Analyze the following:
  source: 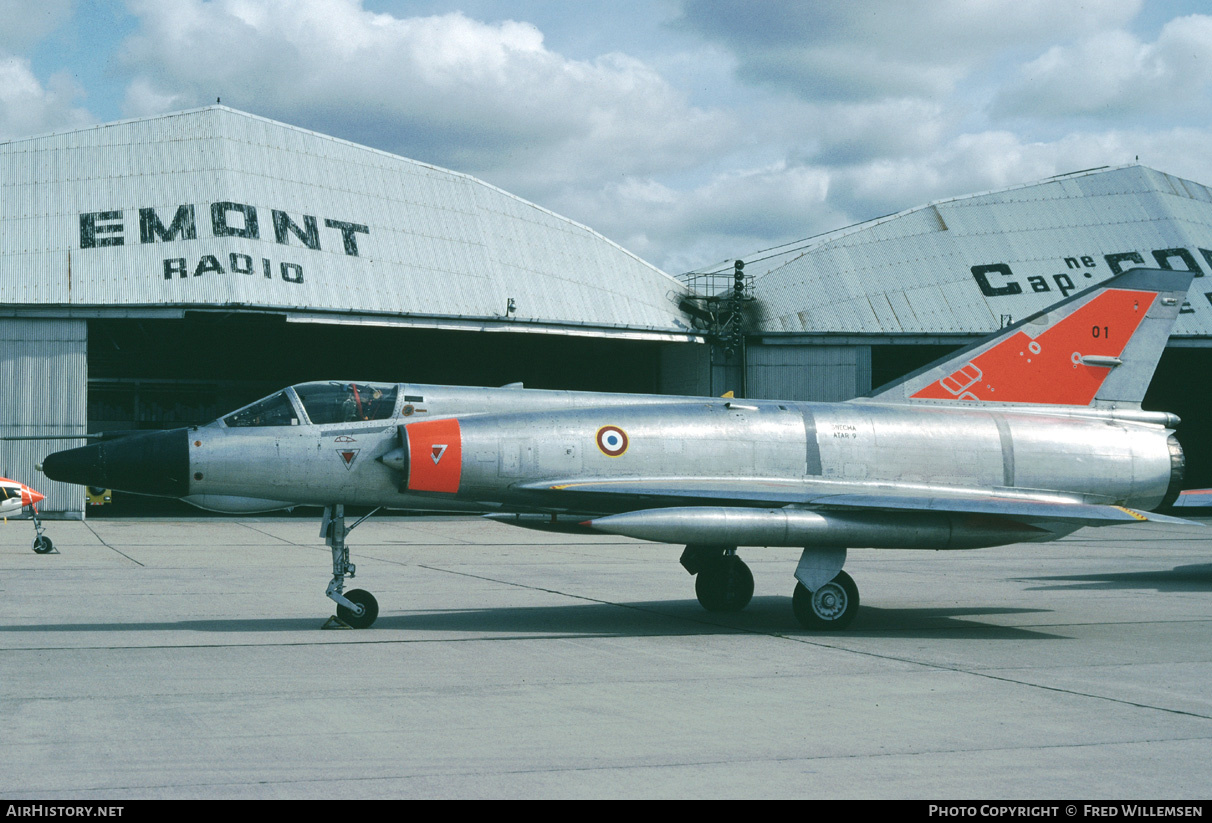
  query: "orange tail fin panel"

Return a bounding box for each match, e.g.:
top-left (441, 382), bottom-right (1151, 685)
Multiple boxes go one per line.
top-left (869, 268), bottom-right (1193, 408)
top-left (911, 289), bottom-right (1154, 405)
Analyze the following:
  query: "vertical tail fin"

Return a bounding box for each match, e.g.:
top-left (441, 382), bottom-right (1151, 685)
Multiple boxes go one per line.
top-left (870, 268), bottom-right (1193, 407)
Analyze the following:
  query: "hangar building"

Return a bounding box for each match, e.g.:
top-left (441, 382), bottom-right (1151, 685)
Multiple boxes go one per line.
top-left (0, 106), bottom-right (699, 516)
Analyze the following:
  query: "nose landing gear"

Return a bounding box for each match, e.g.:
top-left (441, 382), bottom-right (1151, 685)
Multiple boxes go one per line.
top-left (29, 505), bottom-right (54, 554)
top-left (321, 504), bottom-right (380, 629)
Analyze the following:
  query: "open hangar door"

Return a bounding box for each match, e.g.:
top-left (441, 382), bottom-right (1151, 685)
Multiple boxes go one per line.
top-left (1141, 347), bottom-right (1212, 490)
top-left (85, 314), bottom-right (663, 516)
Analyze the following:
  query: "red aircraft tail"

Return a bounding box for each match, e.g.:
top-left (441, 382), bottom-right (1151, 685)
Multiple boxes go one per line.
top-left (870, 268), bottom-right (1193, 407)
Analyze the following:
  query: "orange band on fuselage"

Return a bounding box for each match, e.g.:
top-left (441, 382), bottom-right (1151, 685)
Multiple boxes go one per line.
top-left (406, 418), bottom-right (462, 493)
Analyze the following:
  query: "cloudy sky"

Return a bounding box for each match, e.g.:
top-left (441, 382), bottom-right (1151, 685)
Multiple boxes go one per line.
top-left (4, 0), bottom-right (1212, 275)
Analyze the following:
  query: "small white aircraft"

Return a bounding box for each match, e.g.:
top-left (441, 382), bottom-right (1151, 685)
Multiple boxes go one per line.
top-left (0, 477), bottom-right (53, 553)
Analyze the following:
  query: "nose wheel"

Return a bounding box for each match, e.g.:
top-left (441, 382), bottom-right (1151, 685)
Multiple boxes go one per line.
top-left (336, 588), bottom-right (379, 629)
top-left (322, 504), bottom-right (381, 628)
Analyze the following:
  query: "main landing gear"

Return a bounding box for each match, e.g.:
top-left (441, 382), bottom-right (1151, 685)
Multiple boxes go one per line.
top-left (792, 570), bottom-right (859, 630)
top-left (681, 544), bottom-right (860, 630)
top-left (791, 547), bottom-right (858, 630)
top-left (682, 545), bottom-right (754, 612)
top-left (321, 504), bottom-right (381, 629)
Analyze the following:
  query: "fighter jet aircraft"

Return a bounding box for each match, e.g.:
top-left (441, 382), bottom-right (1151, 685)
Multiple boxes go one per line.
top-left (0, 477), bottom-right (53, 553)
top-left (41, 267), bottom-right (1197, 629)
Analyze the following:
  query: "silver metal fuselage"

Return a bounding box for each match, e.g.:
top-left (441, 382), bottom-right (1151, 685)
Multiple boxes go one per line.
top-left (183, 382), bottom-right (1178, 548)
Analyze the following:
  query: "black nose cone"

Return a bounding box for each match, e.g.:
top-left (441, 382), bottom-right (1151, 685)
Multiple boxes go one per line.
top-left (42, 428), bottom-right (190, 497)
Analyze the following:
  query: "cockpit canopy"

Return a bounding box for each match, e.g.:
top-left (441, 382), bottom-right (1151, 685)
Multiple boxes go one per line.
top-left (223, 382), bottom-right (400, 427)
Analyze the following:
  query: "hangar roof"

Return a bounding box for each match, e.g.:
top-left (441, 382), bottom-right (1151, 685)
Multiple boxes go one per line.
top-left (751, 165), bottom-right (1212, 339)
top-left (0, 106), bottom-right (696, 341)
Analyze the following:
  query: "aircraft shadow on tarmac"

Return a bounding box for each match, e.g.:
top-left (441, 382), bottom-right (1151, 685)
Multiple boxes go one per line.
top-left (1017, 563), bottom-right (1212, 592)
top-left (1, 596), bottom-right (1060, 639)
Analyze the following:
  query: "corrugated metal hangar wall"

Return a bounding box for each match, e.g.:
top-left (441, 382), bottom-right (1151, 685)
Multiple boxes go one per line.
top-left (0, 319), bottom-right (86, 513)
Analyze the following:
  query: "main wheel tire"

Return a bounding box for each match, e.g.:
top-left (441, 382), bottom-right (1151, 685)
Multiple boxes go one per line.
top-left (695, 555), bottom-right (755, 613)
top-left (32, 535), bottom-right (54, 554)
top-left (337, 588), bottom-right (379, 629)
top-left (792, 570), bottom-right (859, 630)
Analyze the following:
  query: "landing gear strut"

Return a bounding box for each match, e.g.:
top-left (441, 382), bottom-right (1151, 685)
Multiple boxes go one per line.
top-left (682, 545), bottom-right (754, 613)
top-left (29, 505), bottom-right (54, 554)
top-left (322, 504), bottom-right (380, 628)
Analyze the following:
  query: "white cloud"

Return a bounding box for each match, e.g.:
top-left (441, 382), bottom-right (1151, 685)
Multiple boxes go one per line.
top-left (550, 162), bottom-right (842, 274)
top-left (122, 76), bottom-right (190, 117)
top-left (675, 0), bottom-right (1143, 102)
top-left (0, 0), bottom-right (73, 52)
top-left (792, 98), bottom-right (959, 164)
top-left (0, 52), bottom-right (92, 140)
top-left (118, 0), bottom-right (733, 199)
top-left (994, 15), bottom-right (1212, 122)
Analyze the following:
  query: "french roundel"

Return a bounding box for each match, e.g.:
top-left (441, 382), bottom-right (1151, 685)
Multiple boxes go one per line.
top-left (596, 425), bottom-right (629, 457)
